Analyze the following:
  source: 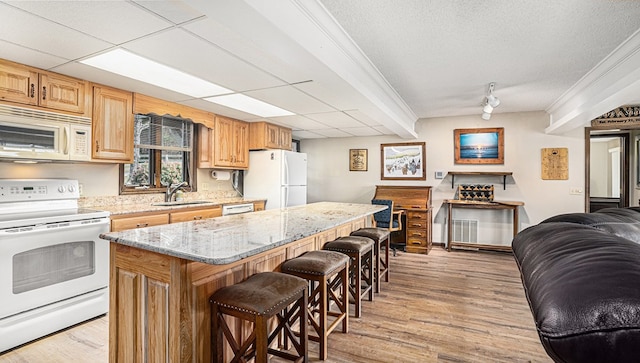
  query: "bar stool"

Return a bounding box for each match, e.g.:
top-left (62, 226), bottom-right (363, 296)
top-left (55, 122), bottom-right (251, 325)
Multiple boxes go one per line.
top-left (322, 236), bottom-right (374, 318)
top-left (209, 272), bottom-right (308, 363)
top-left (281, 250), bottom-right (349, 360)
top-left (350, 227), bottom-right (391, 293)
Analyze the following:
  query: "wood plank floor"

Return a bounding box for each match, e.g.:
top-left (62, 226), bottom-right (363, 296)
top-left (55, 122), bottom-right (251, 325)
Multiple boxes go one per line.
top-left (0, 247), bottom-right (551, 363)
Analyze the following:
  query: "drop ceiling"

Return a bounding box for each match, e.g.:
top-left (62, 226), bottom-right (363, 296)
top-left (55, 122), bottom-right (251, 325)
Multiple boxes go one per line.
top-left (1, 0), bottom-right (639, 139)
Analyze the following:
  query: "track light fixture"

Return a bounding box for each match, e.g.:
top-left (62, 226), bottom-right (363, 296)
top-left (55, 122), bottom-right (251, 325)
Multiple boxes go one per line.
top-left (481, 82), bottom-right (500, 120)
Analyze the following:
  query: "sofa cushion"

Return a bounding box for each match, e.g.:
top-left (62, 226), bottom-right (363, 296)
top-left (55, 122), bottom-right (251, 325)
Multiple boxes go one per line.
top-left (540, 207), bottom-right (640, 243)
top-left (513, 220), bottom-right (640, 363)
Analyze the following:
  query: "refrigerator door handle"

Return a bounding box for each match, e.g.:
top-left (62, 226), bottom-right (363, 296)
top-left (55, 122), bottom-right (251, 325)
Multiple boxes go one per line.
top-left (283, 154), bottom-right (289, 186)
top-left (283, 185), bottom-right (289, 207)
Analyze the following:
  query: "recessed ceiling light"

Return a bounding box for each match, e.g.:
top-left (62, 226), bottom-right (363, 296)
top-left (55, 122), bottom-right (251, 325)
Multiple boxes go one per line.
top-left (80, 49), bottom-right (231, 98)
top-left (204, 94), bottom-right (294, 117)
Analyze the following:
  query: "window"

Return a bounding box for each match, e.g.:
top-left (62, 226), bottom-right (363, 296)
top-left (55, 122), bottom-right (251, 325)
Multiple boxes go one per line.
top-left (121, 114), bottom-right (194, 193)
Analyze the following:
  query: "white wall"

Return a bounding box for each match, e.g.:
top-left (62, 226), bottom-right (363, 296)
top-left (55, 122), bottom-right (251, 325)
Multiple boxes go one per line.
top-left (302, 111), bottom-right (585, 244)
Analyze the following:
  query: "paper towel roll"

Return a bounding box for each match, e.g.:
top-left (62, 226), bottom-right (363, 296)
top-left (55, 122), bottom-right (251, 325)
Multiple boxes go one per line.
top-left (211, 170), bottom-right (231, 180)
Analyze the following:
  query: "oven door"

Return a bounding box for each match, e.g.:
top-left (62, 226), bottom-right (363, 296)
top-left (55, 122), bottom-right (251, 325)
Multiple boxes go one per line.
top-left (0, 217), bottom-right (110, 319)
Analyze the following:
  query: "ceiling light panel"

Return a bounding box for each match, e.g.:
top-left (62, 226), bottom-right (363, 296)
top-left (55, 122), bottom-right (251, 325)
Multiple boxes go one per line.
top-left (124, 28), bottom-right (286, 92)
top-left (81, 49), bottom-right (231, 98)
top-left (204, 94), bottom-right (294, 117)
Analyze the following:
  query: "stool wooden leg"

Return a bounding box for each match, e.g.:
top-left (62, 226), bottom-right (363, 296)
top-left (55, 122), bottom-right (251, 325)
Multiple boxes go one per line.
top-left (255, 315), bottom-right (268, 363)
top-left (319, 275), bottom-right (328, 361)
top-left (365, 249), bottom-right (374, 302)
top-left (374, 239), bottom-right (381, 293)
top-left (352, 253), bottom-right (362, 318)
top-left (383, 236), bottom-right (390, 282)
top-left (211, 304), bottom-right (223, 363)
top-left (341, 261), bottom-right (349, 333)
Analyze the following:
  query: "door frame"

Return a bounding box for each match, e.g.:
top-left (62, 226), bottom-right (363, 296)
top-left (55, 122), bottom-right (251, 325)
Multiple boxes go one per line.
top-left (585, 127), bottom-right (631, 212)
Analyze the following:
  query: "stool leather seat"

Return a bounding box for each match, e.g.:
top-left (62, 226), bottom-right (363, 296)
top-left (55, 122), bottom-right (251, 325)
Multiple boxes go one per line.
top-left (211, 272), bottom-right (308, 315)
top-left (350, 227), bottom-right (390, 241)
top-left (322, 236), bottom-right (373, 253)
top-left (281, 250), bottom-right (349, 276)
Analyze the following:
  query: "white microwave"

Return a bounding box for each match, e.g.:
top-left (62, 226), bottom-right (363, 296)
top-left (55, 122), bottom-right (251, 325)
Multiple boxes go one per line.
top-left (0, 105), bottom-right (91, 162)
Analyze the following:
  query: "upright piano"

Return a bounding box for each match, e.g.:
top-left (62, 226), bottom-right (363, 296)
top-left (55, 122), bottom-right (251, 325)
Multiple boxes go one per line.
top-left (373, 185), bottom-right (433, 254)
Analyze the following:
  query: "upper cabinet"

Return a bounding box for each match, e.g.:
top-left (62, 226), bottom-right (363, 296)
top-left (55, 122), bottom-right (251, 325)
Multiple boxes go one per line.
top-left (198, 116), bottom-right (249, 169)
top-left (92, 85), bottom-right (134, 162)
top-left (0, 59), bottom-right (89, 115)
top-left (214, 116), bottom-right (249, 169)
top-left (249, 121), bottom-right (292, 150)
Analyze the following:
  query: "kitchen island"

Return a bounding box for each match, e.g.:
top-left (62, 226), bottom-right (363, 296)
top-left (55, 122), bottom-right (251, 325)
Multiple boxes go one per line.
top-left (100, 202), bottom-right (383, 363)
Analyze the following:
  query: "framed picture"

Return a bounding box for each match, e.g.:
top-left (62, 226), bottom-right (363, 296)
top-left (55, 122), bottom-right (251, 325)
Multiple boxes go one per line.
top-left (380, 142), bottom-right (426, 180)
top-left (349, 149), bottom-right (368, 171)
top-left (454, 127), bottom-right (504, 164)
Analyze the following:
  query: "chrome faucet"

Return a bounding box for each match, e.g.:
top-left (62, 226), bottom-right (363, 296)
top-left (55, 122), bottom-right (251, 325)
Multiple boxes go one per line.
top-left (165, 181), bottom-right (188, 202)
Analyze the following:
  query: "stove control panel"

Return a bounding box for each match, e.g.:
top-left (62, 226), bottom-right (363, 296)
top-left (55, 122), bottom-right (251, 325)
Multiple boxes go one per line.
top-left (0, 179), bottom-right (80, 202)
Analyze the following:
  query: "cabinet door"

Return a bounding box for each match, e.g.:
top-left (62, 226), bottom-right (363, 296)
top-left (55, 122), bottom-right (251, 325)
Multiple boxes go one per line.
top-left (0, 60), bottom-right (38, 106)
top-left (279, 127), bottom-right (292, 150)
top-left (170, 207), bottom-right (222, 223)
top-left (232, 120), bottom-right (249, 168)
top-left (213, 116), bottom-right (234, 167)
top-left (92, 85), bottom-right (134, 162)
top-left (39, 73), bottom-right (86, 114)
top-left (265, 123), bottom-right (280, 149)
top-left (197, 124), bottom-right (214, 168)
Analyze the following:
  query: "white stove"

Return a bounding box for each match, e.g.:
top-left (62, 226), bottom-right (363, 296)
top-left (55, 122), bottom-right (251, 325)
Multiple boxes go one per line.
top-left (0, 179), bottom-right (110, 353)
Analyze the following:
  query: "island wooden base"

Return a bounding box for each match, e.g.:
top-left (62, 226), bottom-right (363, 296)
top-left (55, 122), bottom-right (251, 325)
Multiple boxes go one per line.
top-left (109, 218), bottom-right (366, 363)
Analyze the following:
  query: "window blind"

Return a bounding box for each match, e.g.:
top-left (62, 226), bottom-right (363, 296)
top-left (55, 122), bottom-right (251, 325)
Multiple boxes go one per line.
top-left (134, 114), bottom-right (193, 152)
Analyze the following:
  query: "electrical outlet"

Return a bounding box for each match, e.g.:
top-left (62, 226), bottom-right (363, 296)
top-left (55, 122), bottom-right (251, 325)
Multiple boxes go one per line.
top-left (201, 183), bottom-right (209, 191)
top-left (570, 187), bottom-right (583, 195)
top-left (79, 183), bottom-right (84, 196)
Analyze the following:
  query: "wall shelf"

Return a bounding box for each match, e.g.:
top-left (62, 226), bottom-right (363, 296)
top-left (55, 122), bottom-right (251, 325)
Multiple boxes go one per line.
top-left (448, 171), bottom-right (513, 189)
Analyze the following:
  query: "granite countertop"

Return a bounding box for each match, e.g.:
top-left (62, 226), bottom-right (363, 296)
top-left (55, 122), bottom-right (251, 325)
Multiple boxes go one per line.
top-left (92, 197), bottom-right (266, 215)
top-left (100, 202), bottom-right (385, 265)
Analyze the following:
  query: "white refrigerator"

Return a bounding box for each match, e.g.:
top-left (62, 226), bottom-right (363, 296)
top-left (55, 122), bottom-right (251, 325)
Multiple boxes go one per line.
top-left (243, 150), bottom-right (307, 210)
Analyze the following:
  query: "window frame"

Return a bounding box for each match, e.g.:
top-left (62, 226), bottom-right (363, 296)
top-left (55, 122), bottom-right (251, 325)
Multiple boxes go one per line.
top-left (119, 114), bottom-right (197, 195)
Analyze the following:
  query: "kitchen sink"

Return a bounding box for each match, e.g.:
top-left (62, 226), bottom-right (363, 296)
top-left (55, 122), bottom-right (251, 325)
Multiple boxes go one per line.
top-left (151, 200), bottom-right (211, 207)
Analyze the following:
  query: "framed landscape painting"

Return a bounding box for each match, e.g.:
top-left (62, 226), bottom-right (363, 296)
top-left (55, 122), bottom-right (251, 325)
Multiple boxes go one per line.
top-left (380, 142), bottom-right (426, 180)
top-left (454, 127), bottom-right (504, 164)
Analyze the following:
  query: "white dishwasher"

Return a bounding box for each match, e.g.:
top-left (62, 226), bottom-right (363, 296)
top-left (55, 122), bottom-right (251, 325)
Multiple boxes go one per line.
top-left (222, 203), bottom-right (255, 216)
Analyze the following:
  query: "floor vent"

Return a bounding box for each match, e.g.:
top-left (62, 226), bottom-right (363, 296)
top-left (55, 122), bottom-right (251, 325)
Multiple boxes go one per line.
top-left (452, 219), bottom-right (478, 243)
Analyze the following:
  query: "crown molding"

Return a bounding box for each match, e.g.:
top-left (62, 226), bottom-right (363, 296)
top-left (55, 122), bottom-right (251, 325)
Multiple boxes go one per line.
top-left (545, 28), bottom-right (640, 134)
top-left (244, 0), bottom-right (418, 138)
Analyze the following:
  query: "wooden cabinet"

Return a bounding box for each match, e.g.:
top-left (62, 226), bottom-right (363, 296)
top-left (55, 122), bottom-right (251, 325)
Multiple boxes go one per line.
top-left (198, 117), bottom-right (249, 169)
top-left (249, 121), bottom-right (292, 150)
top-left (373, 185), bottom-right (433, 254)
top-left (91, 85), bottom-right (134, 162)
top-left (111, 205), bottom-right (224, 232)
top-left (253, 200), bottom-right (266, 211)
top-left (197, 124), bottom-right (215, 168)
top-left (111, 213), bottom-right (169, 232)
top-left (169, 206), bottom-right (222, 223)
top-left (0, 58), bottom-right (88, 114)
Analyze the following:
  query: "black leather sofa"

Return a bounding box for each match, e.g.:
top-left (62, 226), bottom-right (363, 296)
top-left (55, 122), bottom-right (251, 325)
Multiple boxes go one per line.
top-left (511, 207), bottom-right (640, 363)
